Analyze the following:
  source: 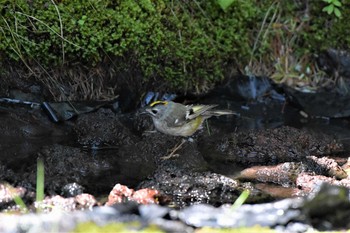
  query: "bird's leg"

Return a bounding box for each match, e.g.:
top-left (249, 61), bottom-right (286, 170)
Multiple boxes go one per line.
top-left (161, 138), bottom-right (186, 160)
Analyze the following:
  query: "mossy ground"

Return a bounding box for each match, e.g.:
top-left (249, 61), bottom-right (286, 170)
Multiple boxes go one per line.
top-left (0, 0), bottom-right (349, 100)
top-left (72, 222), bottom-right (165, 233)
top-left (72, 222), bottom-right (276, 233)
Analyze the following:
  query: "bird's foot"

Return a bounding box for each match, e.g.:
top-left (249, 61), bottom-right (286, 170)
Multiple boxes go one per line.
top-left (161, 139), bottom-right (186, 160)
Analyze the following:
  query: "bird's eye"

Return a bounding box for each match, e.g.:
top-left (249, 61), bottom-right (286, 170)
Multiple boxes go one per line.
top-left (151, 109), bottom-right (158, 114)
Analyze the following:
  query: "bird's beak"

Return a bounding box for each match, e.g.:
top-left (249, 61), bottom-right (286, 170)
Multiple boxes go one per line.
top-left (139, 107), bottom-right (151, 115)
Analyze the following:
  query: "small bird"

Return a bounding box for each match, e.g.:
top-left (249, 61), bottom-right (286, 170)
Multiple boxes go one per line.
top-left (142, 100), bottom-right (237, 137)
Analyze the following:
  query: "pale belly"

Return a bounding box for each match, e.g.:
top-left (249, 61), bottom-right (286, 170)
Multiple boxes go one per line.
top-left (153, 119), bottom-right (204, 137)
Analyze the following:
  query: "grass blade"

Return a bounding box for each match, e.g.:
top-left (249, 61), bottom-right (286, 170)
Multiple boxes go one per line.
top-left (231, 190), bottom-right (250, 210)
top-left (36, 159), bottom-right (45, 202)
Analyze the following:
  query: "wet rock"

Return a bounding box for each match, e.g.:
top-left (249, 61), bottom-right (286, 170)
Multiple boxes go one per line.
top-left (106, 184), bottom-right (159, 206)
top-left (139, 204), bottom-right (194, 233)
top-left (296, 173), bottom-right (350, 193)
top-left (138, 204), bottom-right (169, 220)
top-left (25, 144), bottom-right (112, 195)
top-left (1, 136), bottom-right (157, 199)
top-left (139, 167), bottom-right (236, 207)
top-left (254, 183), bottom-right (302, 199)
top-left (0, 105), bottom-right (76, 199)
top-left (177, 183), bottom-right (350, 230)
top-left (106, 184), bottom-right (133, 204)
top-left (0, 107), bottom-right (70, 164)
top-left (239, 162), bottom-right (308, 186)
top-left (74, 108), bottom-right (138, 146)
top-left (138, 164), bottom-right (272, 207)
top-left (0, 204), bottom-right (191, 233)
top-left (0, 183), bottom-right (349, 232)
top-left (35, 195), bottom-right (76, 212)
top-left (303, 183), bottom-right (350, 230)
top-left (239, 157), bottom-right (348, 188)
top-left (0, 206), bottom-right (130, 232)
top-left (42, 100), bottom-right (118, 122)
top-left (34, 194), bottom-right (97, 213)
top-left (304, 156), bottom-right (348, 180)
top-left (284, 84), bottom-right (350, 118)
top-left (318, 48), bottom-right (350, 81)
top-left (131, 188), bottom-right (159, 205)
top-left (178, 199), bottom-right (304, 228)
top-left (61, 183), bottom-right (85, 197)
top-left (75, 194), bottom-right (98, 210)
top-left (199, 126), bottom-right (343, 166)
top-left (21, 138), bottom-right (158, 196)
top-left (276, 222), bottom-right (313, 233)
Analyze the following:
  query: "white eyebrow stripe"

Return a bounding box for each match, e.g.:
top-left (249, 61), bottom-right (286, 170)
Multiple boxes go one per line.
top-left (185, 109), bottom-right (191, 119)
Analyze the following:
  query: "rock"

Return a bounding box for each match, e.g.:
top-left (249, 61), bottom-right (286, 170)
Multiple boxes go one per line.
top-left (138, 164), bottom-right (272, 207)
top-left (61, 183), bottom-right (85, 197)
top-left (34, 194), bottom-right (97, 213)
top-left (106, 184), bottom-right (159, 206)
top-left (303, 183), bottom-right (350, 230)
top-left (304, 156), bottom-right (348, 180)
top-left (239, 162), bottom-right (308, 186)
top-left (178, 199), bottom-right (303, 228)
top-left (199, 126), bottom-right (343, 166)
top-left (73, 108), bottom-right (138, 147)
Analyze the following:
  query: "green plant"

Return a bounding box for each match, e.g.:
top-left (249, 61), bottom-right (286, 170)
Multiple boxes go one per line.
top-left (10, 159), bottom-right (45, 213)
top-left (322, 0), bottom-right (342, 18)
top-left (11, 187), bottom-right (28, 213)
top-left (231, 190), bottom-right (250, 210)
top-left (1, 0), bottom-right (350, 97)
top-left (217, 0), bottom-right (235, 11)
top-left (155, 0), bottom-right (258, 91)
top-left (36, 159), bottom-right (45, 203)
top-left (0, 0), bottom-right (262, 95)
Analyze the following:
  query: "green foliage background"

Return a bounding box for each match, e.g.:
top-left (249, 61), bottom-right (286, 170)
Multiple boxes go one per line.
top-left (0, 0), bottom-right (349, 99)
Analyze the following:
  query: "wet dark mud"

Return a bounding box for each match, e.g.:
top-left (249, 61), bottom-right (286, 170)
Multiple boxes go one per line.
top-left (1, 96), bottom-right (350, 207)
top-left (1, 74), bottom-right (350, 231)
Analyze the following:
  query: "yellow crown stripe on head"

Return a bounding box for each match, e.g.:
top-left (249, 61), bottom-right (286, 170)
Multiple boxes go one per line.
top-left (150, 100), bottom-right (168, 107)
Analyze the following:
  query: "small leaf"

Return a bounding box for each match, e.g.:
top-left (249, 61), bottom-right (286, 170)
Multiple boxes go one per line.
top-left (333, 0), bottom-right (342, 7)
top-left (78, 15), bottom-right (87, 26)
top-left (322, 4), bottom-right (334, 14)
top-left (334, 7), bottom-right (342, 17)
top-left (78, 19), bottom-right (85, 26)
top-left (328, 4), bottom-right (334, 14)
top-left (217, 0), bottom-right (235, 11)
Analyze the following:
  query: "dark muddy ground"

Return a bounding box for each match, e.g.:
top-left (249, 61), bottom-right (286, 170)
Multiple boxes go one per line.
top-left (1, 76), bottom-right (350, 232)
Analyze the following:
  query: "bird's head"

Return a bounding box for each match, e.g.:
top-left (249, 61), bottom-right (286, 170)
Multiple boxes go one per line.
top-left (142, 101), bottom-right (169, 120)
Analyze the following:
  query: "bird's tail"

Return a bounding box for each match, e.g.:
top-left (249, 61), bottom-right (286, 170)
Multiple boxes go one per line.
top-left (204, 109), bottom-right (240, 117)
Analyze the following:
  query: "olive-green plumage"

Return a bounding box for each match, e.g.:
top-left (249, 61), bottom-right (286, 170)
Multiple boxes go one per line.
top-left (142, 101), bottom-right (236, 137)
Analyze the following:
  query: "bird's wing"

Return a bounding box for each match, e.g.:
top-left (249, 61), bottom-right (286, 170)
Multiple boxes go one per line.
top-left (185, 104), bottom-right (218, 120)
